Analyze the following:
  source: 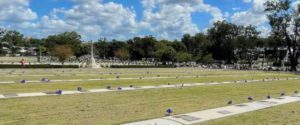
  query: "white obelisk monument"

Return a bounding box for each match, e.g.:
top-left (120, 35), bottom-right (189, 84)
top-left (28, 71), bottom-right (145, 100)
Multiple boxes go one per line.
top-left (86, 41), bottom-right (100, 68)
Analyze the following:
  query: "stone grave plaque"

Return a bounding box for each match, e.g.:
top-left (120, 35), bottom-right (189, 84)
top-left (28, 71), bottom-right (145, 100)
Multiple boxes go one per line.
top-left (258, 101), bottom-right (278, 105)
top-left (217, 110), bottom-right (232, 115)
top-left (3, 94), bottom-right (18, 98)
top-left (276, 97), bottom-right (285, 100)
top-left (79, 90), bottom-right (89, 93)
top-left (173, 115), bottom-right (201, 122)
top-left (291, 95), bottom-right (300, 98)
top-left (235, 104), bottom-right (248, 107)
top-left (44, 92), bottom-right (56, 95)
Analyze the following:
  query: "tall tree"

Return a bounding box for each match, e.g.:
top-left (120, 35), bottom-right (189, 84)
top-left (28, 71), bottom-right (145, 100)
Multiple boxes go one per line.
top-left (207, 21), bottom-right (239, 64)
top-left (0, 28), bottom-right (5, 39)
top-left (234, 25), bottom-right (260, 68)
top-left (154, 46), bottom-right (176, 64)
top-left (171, 40), bottom-right (187, 52)
top-left (128, 36), bottom-right (157, 60)
top-left (108, 40), bottom-right (127, 58)
top-left (94, 39), bottom-right (110, 59)
top-left (2, 30), bottom-right (24, 46)
top-left (45, 31), bottom-right (82, 57)
top-left (51, 45), bottom-right (74, 65)
top-left (175, 52), bottom-right (192, 63)
top-left (265, 0), bottom-right (300, 71)
top-left (114, 48), bottom-right (130, 60)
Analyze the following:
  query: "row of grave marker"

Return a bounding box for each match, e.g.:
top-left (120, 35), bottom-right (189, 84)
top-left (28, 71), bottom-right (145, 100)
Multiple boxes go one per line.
top-left (0, 74), bottom-right (291, 84)
top-left (0, 77), bottom-right (298, 100)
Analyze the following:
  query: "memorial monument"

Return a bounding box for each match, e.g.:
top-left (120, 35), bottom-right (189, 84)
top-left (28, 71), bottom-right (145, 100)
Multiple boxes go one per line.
top-left (86, 41), bottom-right (101, 68)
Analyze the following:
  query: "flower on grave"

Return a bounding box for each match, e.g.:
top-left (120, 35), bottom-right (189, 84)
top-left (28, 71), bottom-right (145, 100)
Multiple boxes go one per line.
top-left (56, 90), bottom-right (62, 95)
top-left (118, 87), bottom-right (122, 90)
top-left (129, 85), bottom-right (133, 88)
top-left (166, 108), bottom-right (173, 115)
top-left (77, 87), bottom-right (82, 91)
top-left (106, 85), bottom-right (111, 89)
top-left (248, 96), bottom-right (253, 101)
top-left (20, 80), bottom-right (26, 83)
top-left (295, 91), bottom-right (298, 94)
top-left (41, 78), bottom-right (46, 81)
top-left (227, 100), bottom-right (233, 105)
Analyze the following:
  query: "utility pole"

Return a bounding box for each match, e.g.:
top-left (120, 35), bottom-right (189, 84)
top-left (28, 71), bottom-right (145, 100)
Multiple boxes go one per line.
top-left (39, 45), bottom-right (42, 63)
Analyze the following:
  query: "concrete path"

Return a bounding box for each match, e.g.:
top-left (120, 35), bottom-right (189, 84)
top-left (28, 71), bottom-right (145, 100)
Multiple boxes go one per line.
top-left (0, 77), bottom-right (298, 100)
top-left (123, 94), bottom-right (300, 125)
top-left (0, 76), bottom-right (192, 84)
top-left (0, 74), bottom-right (294, 84)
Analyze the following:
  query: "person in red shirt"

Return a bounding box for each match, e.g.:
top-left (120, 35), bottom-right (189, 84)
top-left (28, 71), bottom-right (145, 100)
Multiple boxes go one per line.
top-left (20, 58), bottom-right (25, 67)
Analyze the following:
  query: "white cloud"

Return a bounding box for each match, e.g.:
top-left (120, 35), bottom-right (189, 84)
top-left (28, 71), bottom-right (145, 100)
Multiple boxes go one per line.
top-left (231, 11), bottom-right (267, 26)
top-left (231, 0), bottom-right (268, 26)
top-left (22, 0), bottom-right (140, 40)
top-left (141, 0), bottom-right (224, 39)
top-left (0, 0), bottom-right (37, 23)
top-left (231, 0), bottom-right (270, 37)
top-left (0, 0), bottom-right (225, 40)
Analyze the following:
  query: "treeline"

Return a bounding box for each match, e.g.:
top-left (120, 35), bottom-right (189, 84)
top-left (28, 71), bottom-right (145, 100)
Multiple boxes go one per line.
top-left (0, 21), bottom-right (266, 63)
top-left (0, 0), bottom-right (299, 71)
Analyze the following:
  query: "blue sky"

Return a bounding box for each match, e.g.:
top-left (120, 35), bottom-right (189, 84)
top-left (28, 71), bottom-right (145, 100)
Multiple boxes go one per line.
top-left (1, 0), bottom-right (297, 41)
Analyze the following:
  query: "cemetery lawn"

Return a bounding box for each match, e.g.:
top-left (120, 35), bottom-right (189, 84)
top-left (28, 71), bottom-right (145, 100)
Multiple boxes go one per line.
top-left (0, 68), bottom-right (297, 94)
top-left (0, 79), bottom-right (300, 125)
top-left (0, 74), bottom-right (297, 94)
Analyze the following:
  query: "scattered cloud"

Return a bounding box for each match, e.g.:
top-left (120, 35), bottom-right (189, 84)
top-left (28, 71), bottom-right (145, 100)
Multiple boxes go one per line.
top-left (231, 0), bottom-right (270, 37)
top-left (0, 0), bottom-right (37, 23)
top-left (2, 0), bottom-right (289, 40)
top-left (140, 0), bottom-right (224, 39)
top-left (231, 0), bottom-right (268, 26)
top-left (21, 0), bottom-right (139, 40)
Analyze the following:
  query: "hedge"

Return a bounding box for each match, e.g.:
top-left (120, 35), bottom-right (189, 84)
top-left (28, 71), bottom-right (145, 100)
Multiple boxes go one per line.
top-left (110, 65), bottom-right (176, 68)
top-left (0, 64), bottom-right (79, 68)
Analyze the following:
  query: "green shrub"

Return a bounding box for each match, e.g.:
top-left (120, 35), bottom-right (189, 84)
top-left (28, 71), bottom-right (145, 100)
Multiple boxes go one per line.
top-left (110, 65), bottom-right (176, 68)
top-left (0, 64), bottom-right (79, 68)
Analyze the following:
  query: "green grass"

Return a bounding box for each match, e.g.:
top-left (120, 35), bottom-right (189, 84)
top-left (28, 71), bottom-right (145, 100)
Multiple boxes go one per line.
top-left (0, 74), bottom-right (296, 94)
top-left (199, 102), bottom-right (300, 125)
top-left (0, 80), bottom-right (300, 125)
top-left (0, 68), bottom-right (299, 125)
